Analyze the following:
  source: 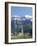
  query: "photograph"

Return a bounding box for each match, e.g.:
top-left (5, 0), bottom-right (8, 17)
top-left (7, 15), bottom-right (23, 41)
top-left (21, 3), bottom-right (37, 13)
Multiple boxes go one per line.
top-left (11, 6), bottom-right (32, 39)
top-left (5, 2), bottom-right (36, 44)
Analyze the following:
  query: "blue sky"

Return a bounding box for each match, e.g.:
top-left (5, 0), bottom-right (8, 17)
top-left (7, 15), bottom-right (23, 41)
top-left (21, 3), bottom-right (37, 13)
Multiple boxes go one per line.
top-left (11, 6), bottom-right (32, 16)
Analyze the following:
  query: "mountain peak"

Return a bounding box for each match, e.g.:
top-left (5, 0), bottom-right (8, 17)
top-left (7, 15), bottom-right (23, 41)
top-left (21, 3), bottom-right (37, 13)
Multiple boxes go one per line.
top-left (11, 15), bottom-right (32, 21)
top-left (25, 15), bottom-right (32, 19)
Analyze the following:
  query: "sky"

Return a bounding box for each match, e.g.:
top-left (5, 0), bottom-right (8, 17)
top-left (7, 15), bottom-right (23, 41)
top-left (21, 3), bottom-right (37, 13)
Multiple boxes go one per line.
top-left (11, 6), bottom-right (32, 17)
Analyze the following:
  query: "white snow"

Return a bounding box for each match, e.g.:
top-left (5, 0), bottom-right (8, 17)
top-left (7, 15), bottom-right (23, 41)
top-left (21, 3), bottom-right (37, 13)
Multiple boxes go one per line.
top-left (25, 15), bottom-right (32, 19)
top-left (11, 15), bottom-right (32, 21)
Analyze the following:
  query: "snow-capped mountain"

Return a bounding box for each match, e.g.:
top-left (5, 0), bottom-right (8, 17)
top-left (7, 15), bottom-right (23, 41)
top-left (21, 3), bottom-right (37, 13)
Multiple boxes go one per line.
top-left (11, 15), bottom-right (32, 21)
top-left (25, 15), bottom-right (32, 19)
top-left (11, 15), bottom-right (32, 33)
top-left (11, 15), bottom-right (32, 25)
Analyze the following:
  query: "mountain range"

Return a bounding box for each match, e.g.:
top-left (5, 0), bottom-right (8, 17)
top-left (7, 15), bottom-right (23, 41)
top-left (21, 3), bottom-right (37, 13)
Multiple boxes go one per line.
top-left (11, 15), bottom-right (32, 34)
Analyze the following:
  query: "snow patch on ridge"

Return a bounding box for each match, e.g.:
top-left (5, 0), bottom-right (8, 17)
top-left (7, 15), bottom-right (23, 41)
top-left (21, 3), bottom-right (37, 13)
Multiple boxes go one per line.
top-left (11, 15), bottom-right (32, 21)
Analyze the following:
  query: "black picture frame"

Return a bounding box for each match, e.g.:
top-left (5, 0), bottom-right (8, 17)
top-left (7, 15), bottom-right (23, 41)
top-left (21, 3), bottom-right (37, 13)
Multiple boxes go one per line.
top-left (5, 2), bottom-right (36, 44)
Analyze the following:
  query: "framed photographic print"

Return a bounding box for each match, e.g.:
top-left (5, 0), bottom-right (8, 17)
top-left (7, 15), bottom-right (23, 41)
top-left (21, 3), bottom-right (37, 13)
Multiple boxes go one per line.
top-left (5, 2), bottom-right (36, 44)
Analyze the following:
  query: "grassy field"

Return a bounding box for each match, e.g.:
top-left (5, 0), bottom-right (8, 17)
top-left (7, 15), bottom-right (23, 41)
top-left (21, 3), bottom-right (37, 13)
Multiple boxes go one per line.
top-left (11, 32), bottom-right (32, 39)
